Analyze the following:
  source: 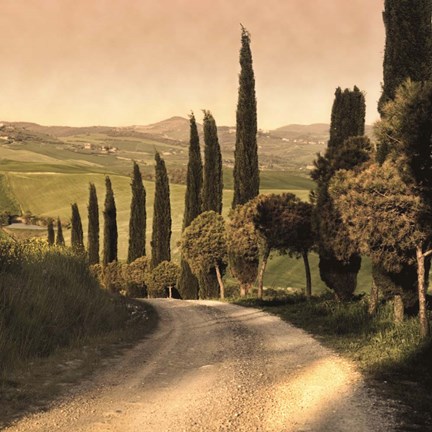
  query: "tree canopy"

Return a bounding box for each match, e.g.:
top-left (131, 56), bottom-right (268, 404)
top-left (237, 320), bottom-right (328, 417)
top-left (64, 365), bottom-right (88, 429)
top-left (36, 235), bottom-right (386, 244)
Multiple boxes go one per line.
top-left (379, 0), bottom-right (432, 113)
top-left (330, 161), bottom-right (432, 336)
top-left (88, 182), bottom-right (99, 265)
top-left (233, 25), bottom-right (259, 208)
top-left (151, 152), bottom-right (172, 269)
top-left (311, 86), bottom-right (368, 301)
top-left (181, 211), bottom-right (227, 298)
top-left (47, 218), bottom-right (55, 245)
top-left (103, 176), bottom-right (118, 265)
top-left (128, 161), bottom-right (146, 263)
top-left (178, 113), bottom-right (203, 300)
top-left (71, 203), bottom-right (84, 254)
top-left (226, 201), bottom-right (260, 297)
top-left (202, 110), bottom-right (223, 214)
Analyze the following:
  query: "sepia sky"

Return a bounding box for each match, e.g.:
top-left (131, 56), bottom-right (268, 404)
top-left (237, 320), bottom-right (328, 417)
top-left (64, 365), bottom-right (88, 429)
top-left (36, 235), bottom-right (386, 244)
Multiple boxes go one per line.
top-left (0, 0), bottom-right (385, 129)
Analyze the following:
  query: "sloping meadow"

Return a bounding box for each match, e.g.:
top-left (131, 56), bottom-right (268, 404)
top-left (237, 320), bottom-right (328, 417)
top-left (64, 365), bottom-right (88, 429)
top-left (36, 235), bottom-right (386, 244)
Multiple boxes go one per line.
top-left (0, 238), bottom-right (129, 375)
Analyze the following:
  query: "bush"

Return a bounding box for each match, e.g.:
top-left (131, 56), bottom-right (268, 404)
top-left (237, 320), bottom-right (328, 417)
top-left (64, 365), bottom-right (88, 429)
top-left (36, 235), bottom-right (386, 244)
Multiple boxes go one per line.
top-left (124, 256), bottom-right (150, 297)
top-left (224, 282), bottom-right (240, 298)
top-left (148, 261), bottom-right (180, 298)
top-left (102, 261), bottom-right (126, 294)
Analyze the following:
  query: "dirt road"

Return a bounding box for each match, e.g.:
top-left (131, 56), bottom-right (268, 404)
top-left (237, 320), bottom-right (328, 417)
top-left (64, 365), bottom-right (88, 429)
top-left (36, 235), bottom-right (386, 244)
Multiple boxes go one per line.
top-left (3, 300), bottom-right (396, 431)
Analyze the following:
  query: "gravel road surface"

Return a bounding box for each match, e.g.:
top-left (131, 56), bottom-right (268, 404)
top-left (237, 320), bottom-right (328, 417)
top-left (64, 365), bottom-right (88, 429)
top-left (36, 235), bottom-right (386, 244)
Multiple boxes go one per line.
top-left (3, 299), bottom-right (396, 432)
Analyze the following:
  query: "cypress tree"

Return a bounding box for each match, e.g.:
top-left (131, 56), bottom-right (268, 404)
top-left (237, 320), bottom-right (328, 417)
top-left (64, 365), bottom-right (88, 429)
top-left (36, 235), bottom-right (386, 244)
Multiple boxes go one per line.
top-left (128, 161), bottom-right (146, 263)
top-left (378, 0), bottom-right (432, 114)
top-left (88, 182), bottom-right (99, 265)
top-left (232, 25), bottom-right (259, 208)
top-left (311, 87), bottom-right (367, 301)
top-left (202, 110), bottom-right (223, 214)
top-left (178, 113), bottom-right (203, 299)
top-left (56, 217), bottom-right (65, 246)
top-left (151, 152), bottom-right (171, 269)
top-left (71, 203), bottom-right (84, 253)
top-left (103, 176), bottom-right (118, 265)
top-left (47, 218), bottom-right (55, 245)
top-left (376, 0), bottom-right (432, 314)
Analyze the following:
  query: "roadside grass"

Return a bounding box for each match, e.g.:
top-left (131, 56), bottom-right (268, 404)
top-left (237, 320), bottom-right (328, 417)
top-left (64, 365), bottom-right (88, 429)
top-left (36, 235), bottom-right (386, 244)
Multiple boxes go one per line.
top-left (0, 238), bottom-right (158, 427)
top-left (1, 299), bottom-right (157, 428)
top-left (0, 239), bottom-right (127, 372)
top-left (233, 293), bottom-right (432, 428)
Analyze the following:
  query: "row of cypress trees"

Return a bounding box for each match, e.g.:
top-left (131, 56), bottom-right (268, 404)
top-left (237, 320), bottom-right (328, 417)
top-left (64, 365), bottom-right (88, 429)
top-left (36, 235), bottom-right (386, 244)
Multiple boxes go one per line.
top-left (47, 217), bottom-right (64, 246)
top-left (49, 153), bottom-right (169, 269)
top-left (177, 26), bottom-right (259, 299)
top-left (66, 177), bottom-right (118, 265)
top-left (47, 25), bottom-right (260, 298)
top-left (177, 111), bottom-right (225, 298)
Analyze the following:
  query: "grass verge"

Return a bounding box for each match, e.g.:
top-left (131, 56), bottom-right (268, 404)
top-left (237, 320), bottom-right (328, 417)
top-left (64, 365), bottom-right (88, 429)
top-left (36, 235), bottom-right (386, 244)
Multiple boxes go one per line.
top-left (0, 238), bottom-right (158, 427)
top-left (233, 293), bottom-right (432, 429)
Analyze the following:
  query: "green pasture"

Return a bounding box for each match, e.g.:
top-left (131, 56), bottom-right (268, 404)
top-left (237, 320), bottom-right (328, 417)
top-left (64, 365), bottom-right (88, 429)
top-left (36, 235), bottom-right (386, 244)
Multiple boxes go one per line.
top-left (0, 174), bottom-right (20, 213)
top-left (261, 253), bottom-right (372, 295)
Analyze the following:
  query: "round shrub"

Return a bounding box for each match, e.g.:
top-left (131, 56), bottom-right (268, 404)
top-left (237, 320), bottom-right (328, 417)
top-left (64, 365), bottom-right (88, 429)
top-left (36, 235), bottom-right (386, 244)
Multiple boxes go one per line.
top-left (148, 261), bottom-right (180, 298)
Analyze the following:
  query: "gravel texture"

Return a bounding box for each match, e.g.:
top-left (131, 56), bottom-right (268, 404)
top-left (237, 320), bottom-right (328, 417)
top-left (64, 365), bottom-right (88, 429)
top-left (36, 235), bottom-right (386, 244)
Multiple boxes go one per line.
top-left (3, 299), bottom-right (397, 431)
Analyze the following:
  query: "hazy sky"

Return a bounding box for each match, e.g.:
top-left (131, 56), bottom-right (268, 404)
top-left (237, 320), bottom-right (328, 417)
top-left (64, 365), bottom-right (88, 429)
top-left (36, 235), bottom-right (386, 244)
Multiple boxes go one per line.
top-left (0, 0), bottom-right (385, 129)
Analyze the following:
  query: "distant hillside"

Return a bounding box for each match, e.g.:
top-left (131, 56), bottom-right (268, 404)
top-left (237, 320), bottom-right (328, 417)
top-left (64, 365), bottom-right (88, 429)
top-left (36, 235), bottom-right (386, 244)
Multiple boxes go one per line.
top-left (273, 123), bottom-right (329, 138)
top-left (133, 116), bottom-right (199, 142)
top-left (0, 117), bottom-right (374, 174)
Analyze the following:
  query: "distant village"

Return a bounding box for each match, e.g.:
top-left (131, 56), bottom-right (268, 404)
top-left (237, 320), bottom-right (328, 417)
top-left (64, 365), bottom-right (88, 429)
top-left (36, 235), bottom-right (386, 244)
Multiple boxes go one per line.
top-left (77, 142), bottom-right (118, 154)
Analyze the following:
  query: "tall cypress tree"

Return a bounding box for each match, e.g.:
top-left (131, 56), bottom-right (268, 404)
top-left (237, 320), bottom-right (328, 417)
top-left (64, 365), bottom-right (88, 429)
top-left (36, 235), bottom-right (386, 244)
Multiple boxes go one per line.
top-left (47, 218), bottom-right (55, 245)
top-left (56, 217), bottom-right (65, 246)
top-left (103, 176), bottom-right (118, 265)
top-left (311, 87), bottom-right (367, 301)
top-left (87, 182), bottom-right (99, 265)
top-left (71, 203), bottom-right (84, 253)
top-left (232, 25), bottom-right (259, 208)
top-left (378, 0), bottom-right (432, 114)
top-left (151, 152), bottom-right (171, 269)
top-left (178, 114), bottom-right (203, 299)
top-left (202, 110), bottom-right (223, 214)
top-left (128, 161), bottom-right (146, 263)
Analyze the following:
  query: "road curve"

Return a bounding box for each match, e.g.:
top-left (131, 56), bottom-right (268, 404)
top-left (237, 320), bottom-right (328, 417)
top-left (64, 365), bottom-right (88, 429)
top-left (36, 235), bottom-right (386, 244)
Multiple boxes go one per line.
top-left (4, 299), bottom-right (396, 432)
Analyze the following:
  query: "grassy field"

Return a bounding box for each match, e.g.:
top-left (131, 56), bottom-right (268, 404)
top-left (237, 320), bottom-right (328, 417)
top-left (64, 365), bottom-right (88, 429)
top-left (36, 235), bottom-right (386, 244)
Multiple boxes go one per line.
top-left (0, 174), bottom-right (20, 213)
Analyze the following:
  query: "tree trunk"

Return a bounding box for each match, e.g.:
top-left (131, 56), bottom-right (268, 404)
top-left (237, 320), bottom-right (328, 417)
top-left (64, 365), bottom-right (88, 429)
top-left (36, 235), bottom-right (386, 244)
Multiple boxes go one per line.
top-left (393, 295), bottom-right (404, 323)
top-left (215, 264), bottom-right (225, 300)
top-left (416, 246), bottom-right (430, 338)
top-left (302, 251), bottom-right (312, 299)
top-left (368, 279), bottom-right (379, 316)
top-left (257, 247), bottom-right (270, 300)
top-left (240, 282), bottom-right (251, 298)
